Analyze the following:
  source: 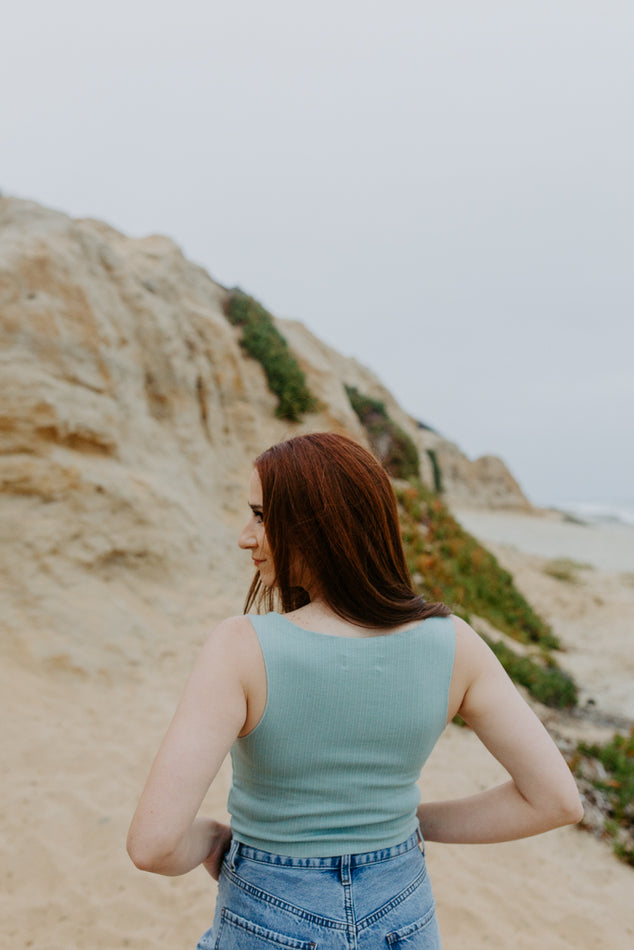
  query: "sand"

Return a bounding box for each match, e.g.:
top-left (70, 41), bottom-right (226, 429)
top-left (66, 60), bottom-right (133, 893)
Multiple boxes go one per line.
top-left (454, 507), bottom-right (634, 574)
top-left (2, 514), bottom-right (633, 949)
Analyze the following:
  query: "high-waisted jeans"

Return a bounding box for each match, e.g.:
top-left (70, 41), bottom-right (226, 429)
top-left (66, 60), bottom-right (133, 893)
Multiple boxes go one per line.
top-left (196, 832), bottom-right (442, 949)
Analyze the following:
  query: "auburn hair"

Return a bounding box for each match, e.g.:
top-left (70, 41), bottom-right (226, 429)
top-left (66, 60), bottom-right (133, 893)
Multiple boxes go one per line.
top-left (244, 432), bottom-right (450, 625)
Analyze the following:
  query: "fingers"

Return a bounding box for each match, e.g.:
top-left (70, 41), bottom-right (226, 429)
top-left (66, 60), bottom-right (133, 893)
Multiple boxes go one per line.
top-left (203, 823), bottom-right (233, 880)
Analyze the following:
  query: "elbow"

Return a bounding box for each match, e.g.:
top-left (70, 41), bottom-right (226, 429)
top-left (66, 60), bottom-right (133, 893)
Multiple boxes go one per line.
top-left (564, 796), bottom-right (584, 826)
top-left (551, 789), bottom-right (584, 829)
top-left (547, 764), bottom-right (585, 829)
top-left (522, 778), bottom-right (584, 833)
top-left (126, 829), bottom-right (177, 875)
top-left (127, 844), bottom-right (158, 874)
top-left (126, 833), bottom-right (156, 873)
top-left (561, 772), bottom-right (585, 826)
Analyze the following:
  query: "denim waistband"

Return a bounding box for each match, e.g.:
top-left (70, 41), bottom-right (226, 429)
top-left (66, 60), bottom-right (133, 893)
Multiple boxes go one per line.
top-left (227, 830), bottom-right (422, 870)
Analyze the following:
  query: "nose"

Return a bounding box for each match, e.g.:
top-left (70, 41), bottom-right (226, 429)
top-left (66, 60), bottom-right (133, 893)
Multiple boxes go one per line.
top-left (238, 521), bottom-right (256, 549)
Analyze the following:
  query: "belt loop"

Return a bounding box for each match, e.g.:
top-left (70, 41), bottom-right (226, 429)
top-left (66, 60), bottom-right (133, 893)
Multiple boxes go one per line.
top-left (416, 821), bottom-right (425, 854)
top-left (340, 852), bottom-right (351, 885)
top-left (227, 839), bottom-right (239, 871)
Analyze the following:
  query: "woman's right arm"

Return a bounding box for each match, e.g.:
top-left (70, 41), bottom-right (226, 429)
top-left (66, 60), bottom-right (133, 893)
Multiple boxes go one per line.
top-left (126, 616), bottom-right (253, 876)
top-left (417, 616), bottom-right (583, 844)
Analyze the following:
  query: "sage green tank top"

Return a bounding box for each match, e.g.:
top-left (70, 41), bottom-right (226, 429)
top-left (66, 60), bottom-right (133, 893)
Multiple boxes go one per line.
top-left (228, 611), bottom-right (456, 856)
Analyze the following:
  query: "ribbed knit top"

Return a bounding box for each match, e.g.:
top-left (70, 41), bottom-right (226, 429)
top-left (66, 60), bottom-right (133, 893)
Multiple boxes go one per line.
top-left (228, 611), bottom-right (456, 856)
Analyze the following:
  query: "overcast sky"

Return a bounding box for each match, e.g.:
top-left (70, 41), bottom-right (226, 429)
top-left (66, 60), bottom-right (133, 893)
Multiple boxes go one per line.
top-left (3, 1), bottom-right (633, 507)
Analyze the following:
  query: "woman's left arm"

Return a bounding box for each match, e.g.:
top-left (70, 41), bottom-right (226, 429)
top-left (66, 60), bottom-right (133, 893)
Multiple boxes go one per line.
top-left (417, 616), bottom-right (583, 844)
top-left (126, 616), bottom-right (250, 877)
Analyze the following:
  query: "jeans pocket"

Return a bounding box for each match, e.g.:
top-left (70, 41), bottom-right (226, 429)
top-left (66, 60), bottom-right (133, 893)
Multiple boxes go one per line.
top-left (385, 903), bottom-right (441, 948)
top-left (215, 908), bottom-right (317, 949)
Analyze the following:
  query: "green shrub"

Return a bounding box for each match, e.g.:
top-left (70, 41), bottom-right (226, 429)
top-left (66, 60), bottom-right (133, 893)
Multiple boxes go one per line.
top-left (574, 729), bottom-right (634, 867)
top-left (542, 558), bottom-right (591, 584)
top-left (345, 385), bottom-right (420, 480)
top-left (225, 291), bottom-right (318, 421)
top-left (426, 448), bottom-right (443, 494)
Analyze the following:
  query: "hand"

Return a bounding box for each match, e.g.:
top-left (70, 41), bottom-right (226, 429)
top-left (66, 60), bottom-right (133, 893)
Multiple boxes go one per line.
top-left (201, 821), bottom-right (233, 881)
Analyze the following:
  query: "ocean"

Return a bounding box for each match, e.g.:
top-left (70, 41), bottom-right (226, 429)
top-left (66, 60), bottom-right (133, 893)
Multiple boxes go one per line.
top-left (554, 501), bottom-right (634, 528)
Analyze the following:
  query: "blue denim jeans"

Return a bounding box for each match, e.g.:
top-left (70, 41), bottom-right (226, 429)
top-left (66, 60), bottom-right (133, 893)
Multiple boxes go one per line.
top-left (196, 832), bottom-right (442, 949)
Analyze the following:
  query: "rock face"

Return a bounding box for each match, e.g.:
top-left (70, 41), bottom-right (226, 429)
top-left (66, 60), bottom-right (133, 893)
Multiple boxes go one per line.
top-left (1, 198), bottom-right (279, 672)
top-left (419, 431), bottom-right (532, 510)
top-left (0, 197), bottom-right (529, 670)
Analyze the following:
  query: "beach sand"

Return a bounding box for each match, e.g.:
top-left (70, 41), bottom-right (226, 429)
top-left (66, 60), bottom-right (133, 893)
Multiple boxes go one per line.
top-left (454, 507), bottom-right (634, 574)
top-left (2, 514), bottom-right (633, 949)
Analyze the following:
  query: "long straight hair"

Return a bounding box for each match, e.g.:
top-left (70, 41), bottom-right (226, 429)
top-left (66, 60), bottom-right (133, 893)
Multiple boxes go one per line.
top-left (244, 432), bottom-right (450, 625)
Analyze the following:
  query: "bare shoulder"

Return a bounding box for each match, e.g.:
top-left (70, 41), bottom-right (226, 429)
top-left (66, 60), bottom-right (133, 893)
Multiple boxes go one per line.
top-left (205, 614), bottom-right (256, 644)
top-left (197, 615), bottom-right (260, 667)
top-left (446, 614), bottom-right (506, 722)
top-left (197, 616), bottom-right (266, 735)
top-left (451, 613), bottom-right (480, 640)
top-left (451, 614), bottom-right (492, 666)
top-left (450, 613), bottom-right (534, 724)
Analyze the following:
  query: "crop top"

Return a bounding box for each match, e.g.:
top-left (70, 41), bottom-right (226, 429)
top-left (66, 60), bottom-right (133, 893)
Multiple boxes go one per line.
top-left (228, 611), bottom-right (456, 856)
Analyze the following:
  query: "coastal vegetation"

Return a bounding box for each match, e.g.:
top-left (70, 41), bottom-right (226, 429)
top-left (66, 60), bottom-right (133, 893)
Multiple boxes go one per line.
top-left (484, 638), bottom-right (578, 708)
top-left (542, 558), bottom-right (592, 584)
top-left (425, 447), bottom-right (444, 494)
top-left (345, 385), bottom-right (420, 480)
top-left (396, 480), bottom-right (557, 648)
top-left (225, 291), bottom-right (318, 421)
top-left (572, 729), bottom-right (634, 867)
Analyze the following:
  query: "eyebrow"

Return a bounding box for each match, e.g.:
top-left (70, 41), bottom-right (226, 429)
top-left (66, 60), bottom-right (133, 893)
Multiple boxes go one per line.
top-left (249, 503), bottom-right (263, 513)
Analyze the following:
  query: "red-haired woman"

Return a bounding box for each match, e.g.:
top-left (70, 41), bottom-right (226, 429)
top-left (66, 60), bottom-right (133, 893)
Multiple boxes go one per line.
top-left (127, 433), bottom-right (582, 949)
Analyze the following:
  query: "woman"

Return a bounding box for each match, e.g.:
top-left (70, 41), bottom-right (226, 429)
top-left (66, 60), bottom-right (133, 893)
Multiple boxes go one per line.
top-left (127, 432), bottom-right (583, 948)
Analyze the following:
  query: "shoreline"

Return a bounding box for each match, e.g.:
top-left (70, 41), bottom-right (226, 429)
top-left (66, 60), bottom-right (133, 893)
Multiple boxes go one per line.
top-left (453, 507), bottom-right (634, 574)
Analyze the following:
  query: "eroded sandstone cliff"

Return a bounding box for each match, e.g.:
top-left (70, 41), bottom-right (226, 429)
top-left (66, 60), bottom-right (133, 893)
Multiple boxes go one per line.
top-left (0, 196), bottom-right (528, 673)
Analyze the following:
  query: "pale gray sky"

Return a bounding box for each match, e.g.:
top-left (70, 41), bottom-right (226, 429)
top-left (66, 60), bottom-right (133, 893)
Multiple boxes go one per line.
top-left (3, 1), bottom-right (633, 506)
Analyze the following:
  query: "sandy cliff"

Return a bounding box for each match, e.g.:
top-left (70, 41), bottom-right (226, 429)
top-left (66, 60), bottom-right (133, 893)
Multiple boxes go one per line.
top-left (0, 196), bottom-right (528, 670)
top-left (1, 198), bottom-right (286, 674)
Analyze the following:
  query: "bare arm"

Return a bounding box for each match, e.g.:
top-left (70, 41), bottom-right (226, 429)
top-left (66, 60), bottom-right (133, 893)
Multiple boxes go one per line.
top-left (126, 616), bottom-right (253, 876)
top-left (417, 616), bottom-right (583, 844)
